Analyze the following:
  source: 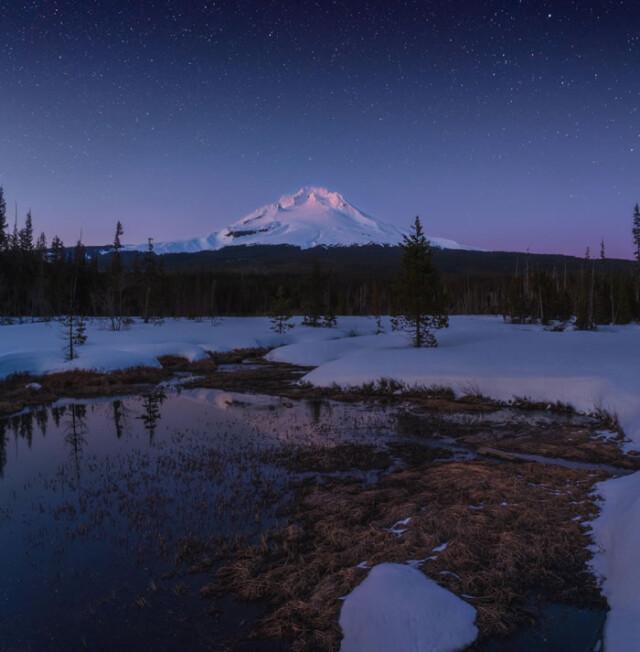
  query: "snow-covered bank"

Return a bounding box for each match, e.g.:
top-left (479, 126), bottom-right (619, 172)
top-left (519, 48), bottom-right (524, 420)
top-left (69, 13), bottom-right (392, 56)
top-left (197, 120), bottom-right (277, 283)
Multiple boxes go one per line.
top-left (2, 314), bottom-right (640, 649)
top-left (339, 563), bottom-right (477, 652)
top-left (589, 472), bottom-right (640, 652)
top-left (2, 315), bottom-right (640, 449)
top-left (0, 317), bottom-right (377, 379)
top-left (269, 316), bottom-right (640, 450)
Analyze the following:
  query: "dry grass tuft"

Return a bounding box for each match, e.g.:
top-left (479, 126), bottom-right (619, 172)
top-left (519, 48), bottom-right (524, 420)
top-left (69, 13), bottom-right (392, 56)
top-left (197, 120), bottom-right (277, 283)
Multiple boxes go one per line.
top-left (214, 460), bottom-right (608, 651)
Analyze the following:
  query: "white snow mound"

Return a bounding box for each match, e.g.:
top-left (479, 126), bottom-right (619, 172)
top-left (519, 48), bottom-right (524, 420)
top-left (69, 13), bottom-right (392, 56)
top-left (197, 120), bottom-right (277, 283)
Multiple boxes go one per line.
top-left (339, 563), bottom-right (478, 652)
top-left (589, 472), bottom-right (640, 651)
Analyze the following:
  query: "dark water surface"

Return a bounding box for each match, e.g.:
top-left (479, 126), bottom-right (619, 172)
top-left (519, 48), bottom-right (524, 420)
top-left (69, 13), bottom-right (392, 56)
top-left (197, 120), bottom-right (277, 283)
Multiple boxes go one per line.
top-left (0, 389), bottom-right (396, 651)
top-left (0, 388), bottom-right (606, 651)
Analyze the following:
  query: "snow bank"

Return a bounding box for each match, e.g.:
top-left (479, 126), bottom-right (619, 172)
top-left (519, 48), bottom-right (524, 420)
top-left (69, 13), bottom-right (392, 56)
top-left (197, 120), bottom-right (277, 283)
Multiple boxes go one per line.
top-left (339, 563), bottom-right (477, 652)
top-left (589, 472), bottom-right (640, 652)
top-left (2, 315), bottom-right (640, 449)
top-left (0, 316), bottom-right (376, 379)
top-left (276, 317), bottom-right (640, 449)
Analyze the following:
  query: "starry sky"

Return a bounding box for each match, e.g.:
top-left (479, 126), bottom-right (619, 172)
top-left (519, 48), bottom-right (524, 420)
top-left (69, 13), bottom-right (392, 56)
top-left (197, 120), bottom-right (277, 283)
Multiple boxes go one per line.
top-left (1, 1), bottom-right (639, 257)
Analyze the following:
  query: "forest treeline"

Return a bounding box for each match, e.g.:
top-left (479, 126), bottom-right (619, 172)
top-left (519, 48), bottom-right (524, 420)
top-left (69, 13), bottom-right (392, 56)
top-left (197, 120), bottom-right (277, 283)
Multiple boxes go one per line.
top-left (1, 187), bottom-right (640, 328)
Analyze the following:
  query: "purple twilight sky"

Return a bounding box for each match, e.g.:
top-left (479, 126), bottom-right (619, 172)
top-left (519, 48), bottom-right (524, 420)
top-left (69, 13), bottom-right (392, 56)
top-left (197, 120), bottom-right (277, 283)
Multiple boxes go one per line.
top-left (1, 1), bottom-right (639, 258)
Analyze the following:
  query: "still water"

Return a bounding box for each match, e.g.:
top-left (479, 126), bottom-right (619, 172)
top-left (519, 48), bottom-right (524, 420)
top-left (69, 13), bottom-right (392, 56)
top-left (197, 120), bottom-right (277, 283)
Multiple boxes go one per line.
top-left (0, 388), bottom-right (396, 651)
top-left (0, 387), bottom-right (606, 651)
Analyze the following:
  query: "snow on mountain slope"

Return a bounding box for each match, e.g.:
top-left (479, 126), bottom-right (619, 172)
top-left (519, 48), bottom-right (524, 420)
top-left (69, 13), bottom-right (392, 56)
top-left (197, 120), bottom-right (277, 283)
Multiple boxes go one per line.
top-left (129, 187), bottom-right (476, 253)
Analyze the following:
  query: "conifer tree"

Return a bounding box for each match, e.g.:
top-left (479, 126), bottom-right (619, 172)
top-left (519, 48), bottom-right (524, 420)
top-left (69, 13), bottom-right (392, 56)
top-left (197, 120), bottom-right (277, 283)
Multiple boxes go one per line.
top-left (51, 236), bottom-right (65, 261)
top-left (114, 220), bottom-right (123, 253)
top-left (36, 232), bottom-right (47, 256)
top-left (63, 275), bottom-right (79, 361)
top-left (633, 203), bottom-right (640, 262)
top-left (393, 216), bottom-right (448, 347)
top-left (270, 285), bottom-right (294, 334)
top-left (19, 211), bottom-right (34, 252)
top-left (109, 221), bottom-right (125, 330)
top-left (10, 217), bottom-right (19, 252)
top-left (575, 248), bottom-right (596, 330)
top-left (73, 315), bottom-right (87, 346)
top-left (322, 278), bottom-right (337, 327)
top-left (0, 187), bottom-right (7, 251)
top-left (322, 311), bottom-right (337, 328)
top-left (302, 262), bottom-right (325, 327)
top-left (142, 237), bottom-right (156, 323)
top-left (63, 313), bottom-right (76, 361)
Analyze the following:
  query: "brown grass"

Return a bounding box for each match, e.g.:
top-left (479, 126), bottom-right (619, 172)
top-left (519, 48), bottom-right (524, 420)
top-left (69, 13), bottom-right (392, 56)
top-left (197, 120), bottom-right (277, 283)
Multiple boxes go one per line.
top-left (269, 444), bottom-right (393, 473)
top-left (0, 367), bottom-right (169, 416)
top-left (213, 460), bottom-right (608, 651)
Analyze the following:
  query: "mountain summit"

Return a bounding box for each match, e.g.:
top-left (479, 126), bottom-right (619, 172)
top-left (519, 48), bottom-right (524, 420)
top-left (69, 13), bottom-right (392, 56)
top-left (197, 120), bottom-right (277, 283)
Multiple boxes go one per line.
top-left (130, 187), bottom-right (473, 253)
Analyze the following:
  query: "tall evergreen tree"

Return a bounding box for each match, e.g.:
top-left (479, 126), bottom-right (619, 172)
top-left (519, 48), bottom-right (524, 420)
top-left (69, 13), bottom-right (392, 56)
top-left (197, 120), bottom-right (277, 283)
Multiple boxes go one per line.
top-left (36, 232), bottom-right (47, 255)
top-left (633, 203), bottom-right (640, 262)
top-left (270, 285), bottom-right (294, 334)
top-left (0, 187), bottom-right (7, 251)
top-left (109, 221), bottom-right (125, 329)
top-left (10, 217), bottom-right (19, 252)
top-left (393, 216), bottom-right (448, 347)
top-left (142, 237), bottom-right (156, 323)
top-left (302, 262), bottom-right (326, 327)
top-left (51, 236), bottom-right (65, 261)
top-left (575, 248), bottom-right (596, 330)
top-left (19, 211), bottom-right (34, 252)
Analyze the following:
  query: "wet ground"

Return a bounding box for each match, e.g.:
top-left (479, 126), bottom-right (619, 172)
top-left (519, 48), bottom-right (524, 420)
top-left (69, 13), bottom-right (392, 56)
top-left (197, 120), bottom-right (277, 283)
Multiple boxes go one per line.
top-left (0, 375), bottom-right (621, 651)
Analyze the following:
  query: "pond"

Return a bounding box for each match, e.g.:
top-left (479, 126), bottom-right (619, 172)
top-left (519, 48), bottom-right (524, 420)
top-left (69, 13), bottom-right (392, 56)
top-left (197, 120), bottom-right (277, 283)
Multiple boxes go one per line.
top-left (0, 388), bottom-right (399, 651)
top-left (0, 387), bottom-right (606, 651)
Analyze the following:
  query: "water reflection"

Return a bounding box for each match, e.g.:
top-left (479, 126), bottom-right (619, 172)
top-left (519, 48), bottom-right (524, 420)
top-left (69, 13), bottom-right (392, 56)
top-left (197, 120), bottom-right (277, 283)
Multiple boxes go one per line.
top-left (0, 419), bottom-right (6, 477)
top-left (138, 390), bottom-right (166, 443)
top-left (0, 389), bottom-right (398, 652)
top-left (65, 404), bottom-right (87, 484)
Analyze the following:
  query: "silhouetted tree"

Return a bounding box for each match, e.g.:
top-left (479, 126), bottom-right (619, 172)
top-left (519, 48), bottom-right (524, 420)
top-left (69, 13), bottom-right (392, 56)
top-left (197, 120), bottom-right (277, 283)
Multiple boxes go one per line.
top-left (270, 285), bottom-right (294, 334)
top-left (0, 187), bottom-right (7, 251)
top-left (633, 203), bottom-right (640, 262)
top-left (109, 221), bottom-right (125, 330)
top-left (19, 211), bottom-right (34, 252)
top-left (393, 216), bottom-right (448, 347)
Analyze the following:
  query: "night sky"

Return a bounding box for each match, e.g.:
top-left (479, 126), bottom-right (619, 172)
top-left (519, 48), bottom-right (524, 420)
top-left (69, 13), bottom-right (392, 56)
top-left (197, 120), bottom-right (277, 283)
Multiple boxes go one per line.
top-left (1, 1), bottom-right (639, 257)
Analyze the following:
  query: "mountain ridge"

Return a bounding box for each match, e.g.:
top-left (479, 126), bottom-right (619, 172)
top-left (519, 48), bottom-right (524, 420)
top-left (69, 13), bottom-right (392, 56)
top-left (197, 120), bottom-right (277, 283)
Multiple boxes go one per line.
top-left (126, 187), bottom-right (477, 253)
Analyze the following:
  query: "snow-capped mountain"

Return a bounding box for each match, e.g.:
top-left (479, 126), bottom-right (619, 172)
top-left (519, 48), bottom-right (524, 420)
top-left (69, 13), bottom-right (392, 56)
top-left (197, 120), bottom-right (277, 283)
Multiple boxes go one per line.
top-left (128, 186), bottom-right (474, 253)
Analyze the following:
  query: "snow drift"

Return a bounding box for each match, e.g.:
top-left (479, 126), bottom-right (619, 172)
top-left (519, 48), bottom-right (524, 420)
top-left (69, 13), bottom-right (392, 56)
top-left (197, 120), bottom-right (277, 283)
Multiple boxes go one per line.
top-left (268, 317), bottom-right (640, 450)
top-left (589, 472), bottom-right (640, 652)
top-left (339, 563), bottom-right (477, 652)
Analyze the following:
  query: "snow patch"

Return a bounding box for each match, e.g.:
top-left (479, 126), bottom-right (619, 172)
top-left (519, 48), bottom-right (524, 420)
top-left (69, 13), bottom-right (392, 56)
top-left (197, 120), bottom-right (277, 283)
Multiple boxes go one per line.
top-left (286, 316), bottom-right (640, 449)
top-left (339, 563), bottom-right (478, 652)
top-left (589, 472), bottom-right (640, 651)
top-left (3, 315), bottom-right (640, 452)
top-left (386, 517), bottom-right (412, 537)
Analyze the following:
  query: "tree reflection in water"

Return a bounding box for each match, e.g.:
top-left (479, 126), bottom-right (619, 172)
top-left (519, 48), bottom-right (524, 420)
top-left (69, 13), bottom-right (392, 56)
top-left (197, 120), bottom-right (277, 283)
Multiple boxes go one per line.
top-left (138, 390), bottom-right (166, 443)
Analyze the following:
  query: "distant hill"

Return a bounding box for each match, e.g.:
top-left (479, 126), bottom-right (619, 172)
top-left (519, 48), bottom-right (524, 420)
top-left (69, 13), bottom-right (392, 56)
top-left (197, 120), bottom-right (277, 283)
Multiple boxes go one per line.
top-left (90, 243), bottom-right (636, 279)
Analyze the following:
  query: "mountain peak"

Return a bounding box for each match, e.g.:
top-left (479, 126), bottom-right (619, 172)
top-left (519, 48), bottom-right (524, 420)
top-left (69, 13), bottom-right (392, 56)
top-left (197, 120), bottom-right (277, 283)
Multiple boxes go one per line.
top-left (280, 186), bottom-right (346, 211)
top-left (127, 187), bottom-right (478, 254)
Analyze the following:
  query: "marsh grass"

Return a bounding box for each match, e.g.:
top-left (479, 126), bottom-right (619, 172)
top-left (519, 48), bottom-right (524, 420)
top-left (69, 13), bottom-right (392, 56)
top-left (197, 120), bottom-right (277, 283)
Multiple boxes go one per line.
top-left (213, 461), bottom-right (608, 651)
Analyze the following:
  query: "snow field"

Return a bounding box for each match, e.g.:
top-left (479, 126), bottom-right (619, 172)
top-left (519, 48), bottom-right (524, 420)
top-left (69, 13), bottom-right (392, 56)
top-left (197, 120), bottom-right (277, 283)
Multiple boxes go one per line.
top-left (2, 314), bottom-right (640, 650)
